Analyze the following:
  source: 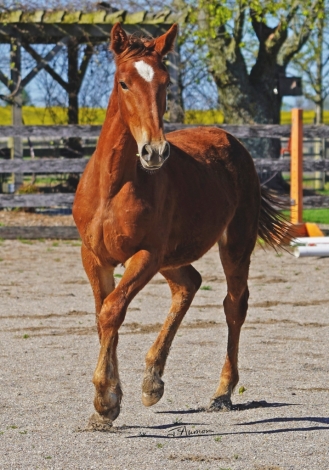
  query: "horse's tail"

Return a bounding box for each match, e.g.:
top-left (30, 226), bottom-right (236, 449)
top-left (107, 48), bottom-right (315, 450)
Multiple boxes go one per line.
top-left (258, 186), bottom-right (291, 247)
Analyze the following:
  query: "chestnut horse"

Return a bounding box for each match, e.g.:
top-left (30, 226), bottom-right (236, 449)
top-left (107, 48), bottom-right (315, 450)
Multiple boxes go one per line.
top-left (73, 23), bottom-right (287, 429)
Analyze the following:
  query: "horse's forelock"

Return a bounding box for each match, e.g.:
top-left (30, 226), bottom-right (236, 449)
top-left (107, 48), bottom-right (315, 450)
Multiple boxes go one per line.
top-left (115, 35), bottom-right (156, 64)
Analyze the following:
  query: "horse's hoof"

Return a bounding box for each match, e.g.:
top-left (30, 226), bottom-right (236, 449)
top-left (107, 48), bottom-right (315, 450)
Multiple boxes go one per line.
top-left (87, 413), bottom-right (114, 431)
top-left (208, 396), bottom-right (232, 412)
top-left (142, 388), bottom-right (164, 407)
top-left (142, 374), bottom-right (164, 407)
top-left (94, 390), bottom-right (121, 421)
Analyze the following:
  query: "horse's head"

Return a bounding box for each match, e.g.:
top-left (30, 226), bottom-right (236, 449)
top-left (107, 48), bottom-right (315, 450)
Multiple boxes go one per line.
top-left (110, 23), bottom-right (177, 171)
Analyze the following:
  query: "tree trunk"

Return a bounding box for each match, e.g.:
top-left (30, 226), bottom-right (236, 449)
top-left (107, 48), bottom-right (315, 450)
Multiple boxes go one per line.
top-left (315, 101), bottom-right (323, 125)
top-left (211, 57), bottom-right (287, 190)
top-left (199, 3), bottom-right (321, 191)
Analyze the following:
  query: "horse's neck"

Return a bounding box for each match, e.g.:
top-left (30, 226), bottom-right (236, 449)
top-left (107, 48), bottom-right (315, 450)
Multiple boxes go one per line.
top-left (95, 91), bottom-right (137, 196)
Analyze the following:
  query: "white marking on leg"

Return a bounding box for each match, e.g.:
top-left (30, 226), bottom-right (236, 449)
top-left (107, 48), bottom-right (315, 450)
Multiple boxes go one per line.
top-left (134, 60), bottom-right (154, 82)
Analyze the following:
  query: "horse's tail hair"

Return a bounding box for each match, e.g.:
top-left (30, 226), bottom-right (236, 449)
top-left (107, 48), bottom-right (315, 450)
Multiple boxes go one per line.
top-left (258, 187), bottom-right (291, 248)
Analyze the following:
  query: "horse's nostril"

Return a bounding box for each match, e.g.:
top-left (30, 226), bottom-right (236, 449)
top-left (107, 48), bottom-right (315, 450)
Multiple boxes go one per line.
top-left (141, 144), bottom-right (152, 161)
top-left (162, 142), bottom-right (170, 160)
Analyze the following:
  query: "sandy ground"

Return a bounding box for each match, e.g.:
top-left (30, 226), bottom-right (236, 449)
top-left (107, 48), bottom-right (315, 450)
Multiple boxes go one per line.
top-left (0, 238), bottom-right (328, 470)
top-left (0, 211), bottom-right (74, 227)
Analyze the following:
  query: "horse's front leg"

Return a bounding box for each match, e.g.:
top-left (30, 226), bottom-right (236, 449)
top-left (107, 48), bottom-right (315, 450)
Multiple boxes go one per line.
top-left (81, 244), bottom-right (115, 340)
top-left (88, 250), bottom-right (159, 430)
top-left (142, 265), bottom-right (202, 406)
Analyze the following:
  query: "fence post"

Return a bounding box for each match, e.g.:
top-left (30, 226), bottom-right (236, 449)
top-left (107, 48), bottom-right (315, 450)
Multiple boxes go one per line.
top-left (290, 108), bottom-right (303, 225)
top-left (10, 38), bottom-right (23, 191)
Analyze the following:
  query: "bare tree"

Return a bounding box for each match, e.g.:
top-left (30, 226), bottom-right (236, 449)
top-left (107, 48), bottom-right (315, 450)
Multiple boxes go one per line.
top-left (290, 0), bottom-right (329, 123)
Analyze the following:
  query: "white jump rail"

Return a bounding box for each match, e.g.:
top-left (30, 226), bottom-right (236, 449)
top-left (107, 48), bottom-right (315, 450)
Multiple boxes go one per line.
top-left (294, 245), bottom-right (329, 257)
top-left (291, 237), bottom-right (329, 245)
top-left (291, 236), bottom-right (329, 257)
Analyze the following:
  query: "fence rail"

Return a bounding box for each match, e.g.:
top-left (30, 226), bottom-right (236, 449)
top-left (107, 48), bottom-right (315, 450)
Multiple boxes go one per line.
top-left (0, 157), bottom-right (329, 174)
top-left (1, 193), bottom-right (329, 209)
top-left (0, 193), bottom-right (74, 208)
top-left (1, 123), bottom-right (329, 138)
top-left (0, 158), bottom-right (89, 173)
top-left (0, 226), bottom-right (79, 239)
top-left (1, 124), bottom-right (329, 209)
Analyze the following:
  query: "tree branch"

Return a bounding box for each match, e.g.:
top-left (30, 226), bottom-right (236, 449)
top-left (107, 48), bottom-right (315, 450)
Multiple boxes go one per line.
top-left (252, 2), bottom-right (300, 55)
top-left (279, 0), bottom-right (323, 66)
top-left (250, 8), bottom-right (276, 44)
top-left (0, 70), bottom-right (11, 91)
top-left (0, 76), bottom-right (21, 102)
top-left (233, 2), bottom-right (246, 46)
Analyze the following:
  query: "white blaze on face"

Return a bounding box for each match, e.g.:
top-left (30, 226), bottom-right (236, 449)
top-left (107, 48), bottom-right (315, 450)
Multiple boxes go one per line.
top-left (134, 60), bottom-right (154, 82)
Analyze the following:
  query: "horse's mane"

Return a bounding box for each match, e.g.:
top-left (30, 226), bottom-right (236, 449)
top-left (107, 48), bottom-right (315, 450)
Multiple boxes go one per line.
top-left (114, 34), bottom-right (156, 64)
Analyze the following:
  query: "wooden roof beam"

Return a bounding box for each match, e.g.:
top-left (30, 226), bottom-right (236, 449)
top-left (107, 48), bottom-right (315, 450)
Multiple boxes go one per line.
top-left (22, 42), bottom-right (69, 91)
top-left (21, 36), bottom-right (69, 88)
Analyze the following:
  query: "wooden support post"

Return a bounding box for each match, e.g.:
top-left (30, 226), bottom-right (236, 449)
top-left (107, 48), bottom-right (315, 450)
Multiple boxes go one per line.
top-left (290, 108), bottom-right (303, 225)
top-left (10, 39), bottom-right (23, 191)
top-left (167, 41), bottom-right (183, 123)
top-left (67, 38), bottom-right (79, 126)
top-left (66, 39), bottom-right (82, 190)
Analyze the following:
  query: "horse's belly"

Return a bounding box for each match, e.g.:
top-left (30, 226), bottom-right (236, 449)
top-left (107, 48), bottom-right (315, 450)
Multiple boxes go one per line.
top-left (162, 218), bottom-right (227, 268)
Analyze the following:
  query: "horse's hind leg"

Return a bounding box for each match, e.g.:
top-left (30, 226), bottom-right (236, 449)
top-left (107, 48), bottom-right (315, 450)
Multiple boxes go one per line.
top-left (209, 219), bottom-right (257, 411)
top-left (142, 264), bottom-right (202, 406)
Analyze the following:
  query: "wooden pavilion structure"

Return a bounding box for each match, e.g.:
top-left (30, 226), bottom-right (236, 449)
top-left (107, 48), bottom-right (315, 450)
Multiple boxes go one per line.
top-left (0, 7), bottom-right (182, 188)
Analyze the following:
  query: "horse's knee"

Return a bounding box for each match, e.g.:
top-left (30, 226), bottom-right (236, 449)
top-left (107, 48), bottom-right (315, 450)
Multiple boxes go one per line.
top-left (98, 299), bottom-right (126, 333)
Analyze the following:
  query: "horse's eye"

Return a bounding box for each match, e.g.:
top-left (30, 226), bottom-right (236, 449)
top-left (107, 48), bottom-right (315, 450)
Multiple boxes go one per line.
top-left (119, 81), bottom-right (128, 90)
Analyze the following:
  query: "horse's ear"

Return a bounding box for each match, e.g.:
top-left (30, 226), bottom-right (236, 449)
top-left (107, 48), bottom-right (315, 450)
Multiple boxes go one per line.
top-left (154, 24), bottom-right (178, 57)
top-left (110, 23), bottom-right (128, 55)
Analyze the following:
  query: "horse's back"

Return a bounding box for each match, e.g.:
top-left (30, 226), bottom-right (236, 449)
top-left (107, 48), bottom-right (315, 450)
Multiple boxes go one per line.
top-left (166, 126), bottom-right (259, 198)
top-left (167, 126), bottom-right (252, 165)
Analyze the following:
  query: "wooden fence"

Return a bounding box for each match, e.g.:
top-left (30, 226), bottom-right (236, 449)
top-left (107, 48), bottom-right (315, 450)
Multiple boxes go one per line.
top-left (1, 123), bottom-right (329, 209)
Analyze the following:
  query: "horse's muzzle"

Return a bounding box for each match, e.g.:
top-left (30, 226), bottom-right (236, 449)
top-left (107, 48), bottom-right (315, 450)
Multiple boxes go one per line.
top-left (139, 141), bottom-right (170, 170)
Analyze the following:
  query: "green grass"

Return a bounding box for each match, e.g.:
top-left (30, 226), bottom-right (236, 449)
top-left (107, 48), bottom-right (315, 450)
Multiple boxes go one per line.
top-left (18, 238), bottom-right (33, 245)
top-left (200, 285), bottom-right (212, 290)
top-left (302, 209), bottom-right (329, 224)
top-left (283, 209), bottom-right (329, 224)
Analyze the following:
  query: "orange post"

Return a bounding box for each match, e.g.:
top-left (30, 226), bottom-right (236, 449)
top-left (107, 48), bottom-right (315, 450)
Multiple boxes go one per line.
top-left (290, 108), bottom-right (303, 225)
